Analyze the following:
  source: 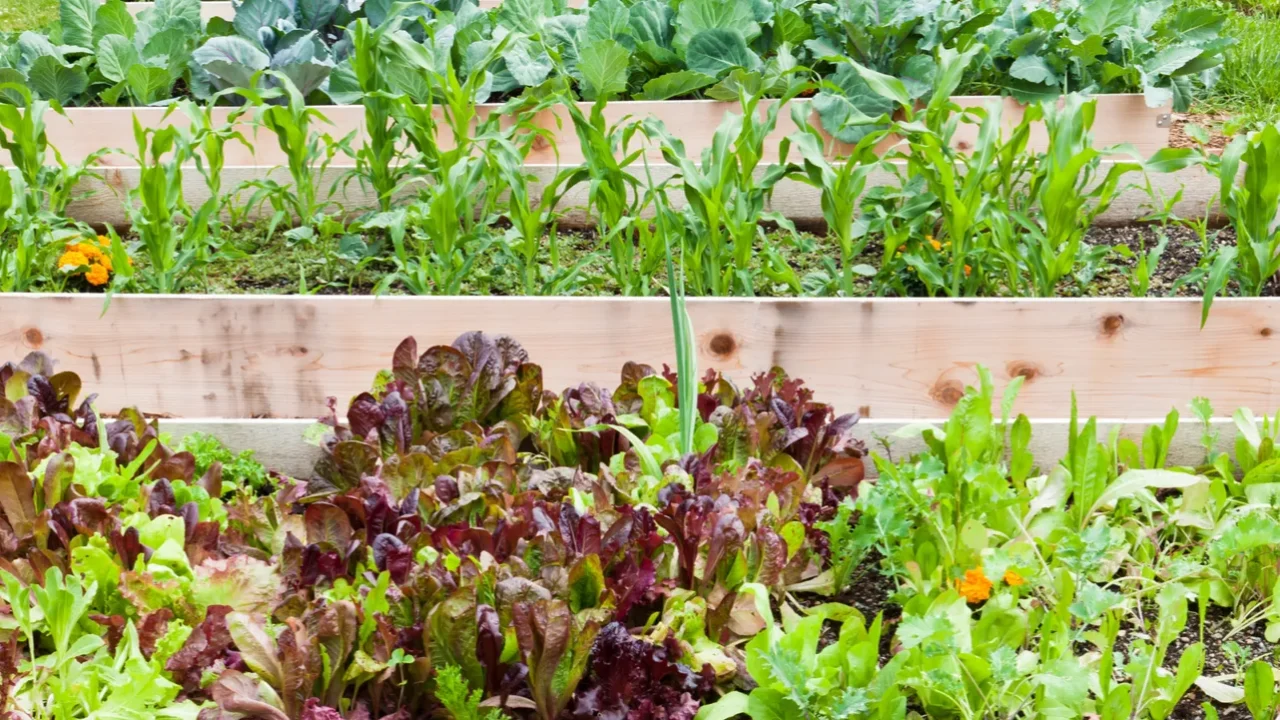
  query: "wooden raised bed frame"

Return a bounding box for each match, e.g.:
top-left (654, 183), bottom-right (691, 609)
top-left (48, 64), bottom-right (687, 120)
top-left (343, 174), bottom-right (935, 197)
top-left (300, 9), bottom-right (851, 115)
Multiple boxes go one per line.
top-left (8, 96), bottom-right (1192, 226)
top-left (4, 295), bottom-right (1275, 420)
top-left (3, 294), bottom-right (1272, 477)
top-left (36, 97), bottom-right (1174, 167)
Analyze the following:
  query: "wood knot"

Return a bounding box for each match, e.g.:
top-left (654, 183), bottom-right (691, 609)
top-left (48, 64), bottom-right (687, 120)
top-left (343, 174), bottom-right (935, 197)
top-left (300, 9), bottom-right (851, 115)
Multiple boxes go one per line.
top-left (22, 327), bottom-right (42, 348)
top-left (1007, 361), bottom-right (1040, 382)
top-left (930, 379), bottom-right (965, 407)
top-left (1262, 327), bottom-right (1273, 338)
top-left (287, 345), bottom-right (308, 357)
top-left (956, 140), bottom-right (972, 151)
top-left (708, 333), bottom-right (737, 358)
top-left (1100, 314), bottom-right (1125, 337)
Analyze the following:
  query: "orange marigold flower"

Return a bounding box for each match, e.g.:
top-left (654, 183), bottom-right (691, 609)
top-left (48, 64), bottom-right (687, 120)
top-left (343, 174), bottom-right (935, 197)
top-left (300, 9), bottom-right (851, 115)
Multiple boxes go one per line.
top-left (964, 264), bottom-right (972, 276)
top-left (97, 234), bottom-right (111, 247)
top-left (929, 239), bottom-right (942, 251)
top-left (956, 566), bottom-right (992, 603)
top-left (85, 263), bottom-right (109, 287)
top-left (67, 242), bottom-right (104, 262)
top-left (58, 250), bottom-right (89, 270)
top-left (1004, 570), bottom-right (1025, 587)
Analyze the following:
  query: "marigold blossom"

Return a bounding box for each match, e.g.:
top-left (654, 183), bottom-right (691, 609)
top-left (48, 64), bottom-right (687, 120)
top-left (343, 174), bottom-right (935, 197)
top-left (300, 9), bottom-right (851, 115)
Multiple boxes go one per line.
top-left (58, 250), bottom-right (89, 270)
top-left (1003, 570), bottom-right (1025, 587)
top-left (956, 566), bottom-right (992, 603)
top-left (85, 263), bottom-right (109, 287)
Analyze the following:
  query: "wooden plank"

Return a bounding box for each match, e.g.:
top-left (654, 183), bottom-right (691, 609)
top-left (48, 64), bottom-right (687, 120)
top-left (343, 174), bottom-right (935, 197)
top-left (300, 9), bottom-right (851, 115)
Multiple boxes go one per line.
top-left (160, 417), bottom-right (1244, 481)
top-left (4, 295), bottom-right (1278, 422)
top-left (124, 1), bottom-right (233, 20)
top-left (56, 161), bottom-right (1218, 227)
top-left (948, 95), bottom-right (1171, 156)
top-left (27, 96), bottom-right (1168, 169)
top-left (122, 0), bottom-right (557, 17)
top-left (26, 101), bottom-right (850, 168)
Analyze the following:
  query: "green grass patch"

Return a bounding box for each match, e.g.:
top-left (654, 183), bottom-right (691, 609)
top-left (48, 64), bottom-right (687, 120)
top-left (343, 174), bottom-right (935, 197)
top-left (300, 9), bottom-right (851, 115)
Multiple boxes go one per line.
top-left (1196, 9), bottom-right (1280, 123)
top-left (0, 0), bottom-right (57, 32)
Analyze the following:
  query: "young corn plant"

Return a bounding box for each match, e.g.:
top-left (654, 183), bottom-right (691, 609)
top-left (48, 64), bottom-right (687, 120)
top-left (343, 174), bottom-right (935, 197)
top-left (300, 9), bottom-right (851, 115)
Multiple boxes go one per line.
top-left (120, 113), bottom-right (217, 294)
top-left (1009, 95), bottom-right (1196, 297)
top-left (783, 102), bottom-right (885, 296)
top-left (0, 84), bottom-right (102, 291)
top-left (0, 84), bottom-right (101, 217)
top-left (177, 98), bottom-right (253, 232)
top-left (644, 87), bottom-right (802, 297)
top-left (496, 147), bottom-right (591, 295)
top-left (345, 17), bottom-right (422, 213)
top-left (558, 98), bottom-right (650, 295)
top-left (865, 47), bottom-right (1037, 296)
top-left (236, 74), bottom-right (343, 238)
top-left (371, 37), bottom-right (523, 295)
top-left (1007, 95), bottom-right (1136, 296)
top-left (1215, 123), bottom-right (1280, 297)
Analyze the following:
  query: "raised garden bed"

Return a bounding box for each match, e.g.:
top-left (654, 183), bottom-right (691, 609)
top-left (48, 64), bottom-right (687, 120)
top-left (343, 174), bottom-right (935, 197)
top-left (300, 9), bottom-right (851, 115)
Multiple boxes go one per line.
top-left (1, 316), bottom-right (1276, 720)
top-left (2, 0), bottom-right (1277, 718)
top-left (4, 295), bottom-right (1275, 421)
top-left (10, 96), bottom-right (1194, 228)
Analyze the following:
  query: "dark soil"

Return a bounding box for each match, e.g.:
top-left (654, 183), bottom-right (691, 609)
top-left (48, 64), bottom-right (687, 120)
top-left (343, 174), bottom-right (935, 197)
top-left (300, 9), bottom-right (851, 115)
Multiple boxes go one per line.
top-left (837, 561), bottom-right (902, 624)
top-left (832, 556), bottom-right (901, 662)
top-left (793, 553), bottom-right (901, 661)
top-left (1172, 606), bottom-right (1275, 720)
top-left (1110, 603), bottom-right (1277, 720)
top-left (197, 224), bottom-right (1240, 299)
top-left (61, 206), bottom-right (1257, 299)
top-left (1170, 113), bottom-right (1233, 151)
top-left (1084, 224), bottom-right (1247, 298)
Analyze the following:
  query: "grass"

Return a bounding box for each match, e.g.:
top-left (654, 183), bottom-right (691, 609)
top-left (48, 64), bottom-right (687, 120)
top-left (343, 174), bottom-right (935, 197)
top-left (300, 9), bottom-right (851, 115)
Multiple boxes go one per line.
top-left (0, 0), bottom-right (57, 32)
top-left (1189, 1), bottom-right (1280, 124)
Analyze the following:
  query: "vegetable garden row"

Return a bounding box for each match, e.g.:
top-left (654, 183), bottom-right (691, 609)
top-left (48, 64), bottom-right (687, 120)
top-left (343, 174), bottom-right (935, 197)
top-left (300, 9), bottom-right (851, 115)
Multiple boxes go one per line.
top-left (5, 0), bottom-right (1280, 718)
top-left (0, 0), bottom-right (1260, 302)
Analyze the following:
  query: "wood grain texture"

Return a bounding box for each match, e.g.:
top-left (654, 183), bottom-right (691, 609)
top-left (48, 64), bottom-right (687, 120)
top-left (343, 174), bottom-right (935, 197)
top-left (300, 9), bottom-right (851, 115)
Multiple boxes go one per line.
top-left (123, 0), bottom-right (541, 17)
top-left (55, 161), bottom-right (1218, 227)
top-left (4, 295), bottom-right (1277, 421)
top-left (24, 101), bottom-right (851, 168)
top-left (125, 1), bottom-right (233, 19)
top-left (29, 96), bottom-right (1169, 168)
top-left (160, 417), bottom-right (1245, 480)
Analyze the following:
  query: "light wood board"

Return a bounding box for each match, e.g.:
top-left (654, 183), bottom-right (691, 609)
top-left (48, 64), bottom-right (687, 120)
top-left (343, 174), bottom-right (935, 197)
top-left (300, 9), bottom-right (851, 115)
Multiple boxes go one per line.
top-left (29, 96), bottom-right (1171, 169)
top-left (124, 1), bottom-right (233, 19)
top-left (4, 295), bottom-right (1277, 422)
top-left (50, 161), bottom-right (1218, 227)
top-left (29, 101), bottom-right (851, 167)
top-left (160, 417), bottom-right (1245, 480)
top-left (122, 0), bottom-right (580, 17)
